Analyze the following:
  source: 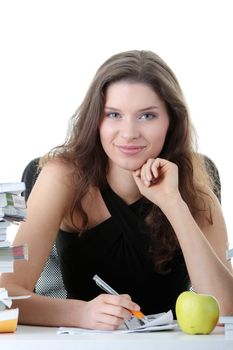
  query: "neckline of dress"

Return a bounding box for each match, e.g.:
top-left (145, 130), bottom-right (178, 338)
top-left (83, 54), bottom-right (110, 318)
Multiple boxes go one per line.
top-left (104, 181), bottom-right (143, 207)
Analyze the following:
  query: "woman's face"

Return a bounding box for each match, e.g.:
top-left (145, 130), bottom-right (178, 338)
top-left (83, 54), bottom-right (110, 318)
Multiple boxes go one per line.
top-left (99, 81), bottom-right (170, 172)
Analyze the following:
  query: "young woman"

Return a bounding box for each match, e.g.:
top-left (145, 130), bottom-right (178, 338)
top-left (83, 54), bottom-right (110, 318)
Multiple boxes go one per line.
top-left (1, 50), bottom-right (232, 330)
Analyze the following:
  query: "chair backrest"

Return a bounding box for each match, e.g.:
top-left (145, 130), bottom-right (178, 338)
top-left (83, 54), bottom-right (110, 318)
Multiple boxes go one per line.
top-left (204, 156), bottom-right (221, 203)
top-left (21, 155), bottom-right (221, 298)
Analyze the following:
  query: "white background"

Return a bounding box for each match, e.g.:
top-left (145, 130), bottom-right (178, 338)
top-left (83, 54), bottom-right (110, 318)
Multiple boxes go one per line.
top-left (0, 0), bottom-right (232, 244)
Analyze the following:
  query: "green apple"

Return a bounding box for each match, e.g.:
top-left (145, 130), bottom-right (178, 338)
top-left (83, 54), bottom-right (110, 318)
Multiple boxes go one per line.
top-left (175, 291), bottom-right (219, 335)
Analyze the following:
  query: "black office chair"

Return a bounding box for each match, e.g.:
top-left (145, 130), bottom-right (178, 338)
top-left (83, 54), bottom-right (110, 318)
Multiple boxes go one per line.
top-left (21, 155), bottom-right (221, 299)
top-left (204, 156), bottom-right (221, 203)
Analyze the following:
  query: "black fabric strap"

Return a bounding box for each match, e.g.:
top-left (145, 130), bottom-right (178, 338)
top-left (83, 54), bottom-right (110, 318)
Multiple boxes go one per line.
top-left (100, 183), bottom-right (150, 252)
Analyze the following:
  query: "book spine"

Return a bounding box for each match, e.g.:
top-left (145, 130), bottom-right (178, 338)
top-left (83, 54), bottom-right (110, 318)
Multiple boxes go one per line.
top-left (0, 244), bottom-right (28, 260)
top-left (0, 183), bottom-right (25, 194)
top-left (0, 193), bottom-right (26, 209)
top-left (1, 206), bottom-right (27, 221)
top-left (225, 323), bottom-right (233, 330)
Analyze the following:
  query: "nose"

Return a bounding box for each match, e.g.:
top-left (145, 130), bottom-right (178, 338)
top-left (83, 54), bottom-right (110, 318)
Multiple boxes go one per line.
top-left (120, 119), bottom-right (140, 140)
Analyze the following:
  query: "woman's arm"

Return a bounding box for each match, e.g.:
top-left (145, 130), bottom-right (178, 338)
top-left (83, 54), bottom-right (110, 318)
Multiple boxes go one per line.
top-left (161, 193), bottom-right (233, 315)
top-left (0, 160), bottom-right (140, 329)
top-left (0, 160), bottom-right (75, 325)
top-left (133, 158), bottom-right (233, 315)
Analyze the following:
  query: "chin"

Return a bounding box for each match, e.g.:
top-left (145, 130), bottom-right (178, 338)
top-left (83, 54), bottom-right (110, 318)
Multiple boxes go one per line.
top-left (119, 161), bottom-right (145, 172)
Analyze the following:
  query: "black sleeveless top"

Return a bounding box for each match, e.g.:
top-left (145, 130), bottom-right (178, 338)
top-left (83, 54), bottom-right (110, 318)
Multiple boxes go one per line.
top-left (56, 183), bottom-right (190, 316)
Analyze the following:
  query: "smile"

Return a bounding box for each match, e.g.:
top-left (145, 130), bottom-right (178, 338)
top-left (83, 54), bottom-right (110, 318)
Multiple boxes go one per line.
top-left (116, 145), bottom-right (146, 155)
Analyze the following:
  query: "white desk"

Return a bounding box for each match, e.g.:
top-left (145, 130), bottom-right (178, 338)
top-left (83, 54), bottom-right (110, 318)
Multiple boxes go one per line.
top-left (0, 326), bottom-right (233, 350)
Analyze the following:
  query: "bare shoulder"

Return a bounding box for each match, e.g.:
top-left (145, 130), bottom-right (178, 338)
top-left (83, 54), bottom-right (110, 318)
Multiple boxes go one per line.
top-left (32, 158), bottom-right (75, 195)
top-left (39, 158), bottom-right (75, 181)
top-left (13, 158), bottom-right (77, 252)
top-left (26, 158), bottom-right (77, 224)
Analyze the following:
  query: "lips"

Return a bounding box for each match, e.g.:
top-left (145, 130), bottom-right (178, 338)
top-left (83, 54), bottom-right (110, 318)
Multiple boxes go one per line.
top-left (116, 145), bottom-right (146, 155)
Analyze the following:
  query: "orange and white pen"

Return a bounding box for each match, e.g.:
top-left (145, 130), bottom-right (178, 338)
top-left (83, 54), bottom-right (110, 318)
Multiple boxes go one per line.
top-left (93, 274), bottom-right (148, 324)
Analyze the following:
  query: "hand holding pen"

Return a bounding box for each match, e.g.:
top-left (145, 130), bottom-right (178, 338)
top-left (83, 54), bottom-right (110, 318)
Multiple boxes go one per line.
top-left (93, 274), bottom-right (148, 324)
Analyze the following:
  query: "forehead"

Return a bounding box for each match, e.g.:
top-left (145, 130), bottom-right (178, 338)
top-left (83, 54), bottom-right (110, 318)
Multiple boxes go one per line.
top-left (104, 81), bottom-right (164, 107)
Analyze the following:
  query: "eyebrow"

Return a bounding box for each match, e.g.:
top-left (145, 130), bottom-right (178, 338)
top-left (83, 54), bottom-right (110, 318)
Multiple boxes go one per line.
top-left (104, 105), bottom-right (160, 112)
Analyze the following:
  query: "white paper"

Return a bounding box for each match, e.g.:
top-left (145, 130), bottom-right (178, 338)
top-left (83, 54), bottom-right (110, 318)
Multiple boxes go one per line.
top-left (58, 310), bottom-right (176, 334)
top-left (0, 291), bottom-right (31, 310)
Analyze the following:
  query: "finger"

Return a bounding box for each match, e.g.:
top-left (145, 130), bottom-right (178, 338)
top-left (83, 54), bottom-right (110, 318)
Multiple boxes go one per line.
top-left (101, 303), bottom-right (132, 320)
top-left (149, 158), bottom-right (168, 181)
top-left (151, 161), bottom-right (159, 179)
top-left (117, 295), bottom-right (141, 314)
top-left (142, 158), bottom-right (162, 186)
top-left (133, 170), bottom-right (147, 188)
top-left (134, 169), bottom-right (141, 177)
top-left (120, 294), bottom-right (132, 300)
top-left (102, 294), bottom-right (140, 312)
top-left (139, 163), bottom-right (151, 187)
top-left (94, 319), bottom-right (123, 330)
top-left (144, 158), bottom-right (155, 182)
top-left (152, 157), bottom-right (169, 171)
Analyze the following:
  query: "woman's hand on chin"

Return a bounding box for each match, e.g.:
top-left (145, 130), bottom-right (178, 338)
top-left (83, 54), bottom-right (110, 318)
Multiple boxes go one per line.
top-left (132, 158), bottom-right (183, 209)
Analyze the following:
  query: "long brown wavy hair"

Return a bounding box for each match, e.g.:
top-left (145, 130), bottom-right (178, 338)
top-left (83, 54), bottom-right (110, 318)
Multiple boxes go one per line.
top-left (41, 50), bottom-right (213, 273)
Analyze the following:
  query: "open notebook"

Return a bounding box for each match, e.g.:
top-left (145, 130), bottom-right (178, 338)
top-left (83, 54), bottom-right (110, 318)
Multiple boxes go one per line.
top-left (58, 310), bottom-right (176, 334)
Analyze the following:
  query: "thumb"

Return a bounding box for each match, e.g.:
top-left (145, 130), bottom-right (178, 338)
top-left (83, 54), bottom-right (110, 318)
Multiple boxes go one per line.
top-left (132, 170), bottom-right (145, 188)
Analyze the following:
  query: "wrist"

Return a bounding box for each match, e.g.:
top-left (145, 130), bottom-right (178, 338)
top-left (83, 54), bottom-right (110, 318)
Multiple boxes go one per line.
top-left (159, 193), bottom-right (188, 216)
top-left (64, 299), bottom-right (87, 327)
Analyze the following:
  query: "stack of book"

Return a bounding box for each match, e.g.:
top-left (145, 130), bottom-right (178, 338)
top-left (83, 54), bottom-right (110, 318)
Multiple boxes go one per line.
top-left (0, 182), bottom-right (28, 333)
top-left (226, 247), bottom-right (233, 260)
top-left (219, 316), bottom-right (233, 336)
top-left (220, 245), bottom-right (233, 336)
top-left (0, 182), bottom-right (27, 223)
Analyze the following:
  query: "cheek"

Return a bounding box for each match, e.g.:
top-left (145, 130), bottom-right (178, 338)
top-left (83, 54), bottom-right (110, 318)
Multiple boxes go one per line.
top-left (99, 119), bottom-right (117, 140)
top-left (149, 126), bottom-right (169, 152)
top-left (99, 123), bottom-right (113, 148)
top-left (150, 121), bottom-right (168, 139)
